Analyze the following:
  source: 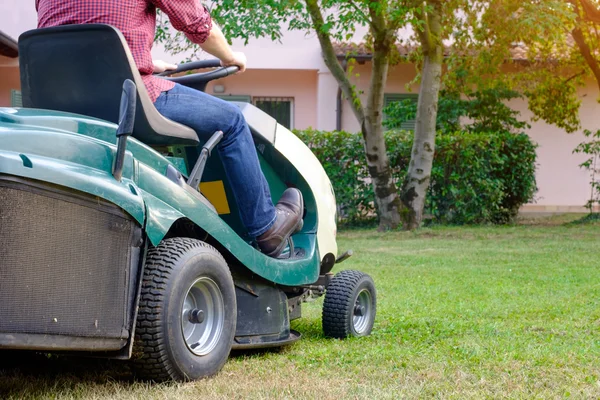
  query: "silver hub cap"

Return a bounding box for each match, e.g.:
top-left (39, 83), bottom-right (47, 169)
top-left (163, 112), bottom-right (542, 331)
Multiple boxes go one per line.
top-left (181, 277), bottom-right (224, 356)
top-left (352, 289), bottom-right (372, 335)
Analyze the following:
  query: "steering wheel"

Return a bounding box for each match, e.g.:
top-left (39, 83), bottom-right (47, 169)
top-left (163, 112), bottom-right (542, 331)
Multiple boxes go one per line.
top-left (155, 59), bottom-right (239, 90)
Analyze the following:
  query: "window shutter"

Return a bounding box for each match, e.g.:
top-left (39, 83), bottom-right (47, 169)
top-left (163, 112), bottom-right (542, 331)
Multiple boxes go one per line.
top-left (10, 90), bottom-right (22, 107)
top-left (384, 93), bottom-right (418, 131)
top-left (253, 97), bottom-right (293, 129)
top-left (215, 95), bottom-right (252, 103)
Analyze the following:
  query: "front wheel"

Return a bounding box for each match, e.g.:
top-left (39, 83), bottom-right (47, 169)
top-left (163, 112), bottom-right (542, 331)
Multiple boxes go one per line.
top-left (322, 270), bottom-right (376, 339)
top-left (132, 238), bottom-right (236, 382)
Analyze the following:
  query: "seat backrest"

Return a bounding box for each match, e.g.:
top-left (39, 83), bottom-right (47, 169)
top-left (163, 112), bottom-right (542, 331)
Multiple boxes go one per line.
top-left (18, 24), bottom-right (199, 146)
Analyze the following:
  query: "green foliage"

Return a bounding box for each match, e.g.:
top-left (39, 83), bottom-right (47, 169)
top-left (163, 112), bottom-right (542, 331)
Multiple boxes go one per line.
top-left (383, 86), bottom-right (530, 134)
top-left (155, 0), bottom-right (412, 57)
top-left (296, 129), bottom-right (538, 226)
top-left (293, 130), bottom-right (372, 224)
top-left (449, 0), bottom-right (588, 133)
top-left (573, 129), bottom-right (600, 213)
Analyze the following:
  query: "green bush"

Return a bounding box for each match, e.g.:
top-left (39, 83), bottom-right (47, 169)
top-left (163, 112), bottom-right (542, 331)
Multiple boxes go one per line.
top-left (295, 129), bottom-right (538, 226)
top-left (573, 129), bottom-right (600, 214)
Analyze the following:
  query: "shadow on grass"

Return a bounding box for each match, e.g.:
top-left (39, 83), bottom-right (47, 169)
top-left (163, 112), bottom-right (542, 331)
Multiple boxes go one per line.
top-left (564, 213), bottom-right (600, 226)
top-left (0, 321), bottom-right (324, 398)
top-left (228, 316), bottom-right (326, 361)
top-left (0, 350), bottom-right (138, 399)
top-left (0, 350), bottom-right (131, 378)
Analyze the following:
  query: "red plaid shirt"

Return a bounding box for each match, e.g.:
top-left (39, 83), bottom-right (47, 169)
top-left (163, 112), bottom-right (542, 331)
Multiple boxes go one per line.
top-left (36, 0), bottom-right (212, 103)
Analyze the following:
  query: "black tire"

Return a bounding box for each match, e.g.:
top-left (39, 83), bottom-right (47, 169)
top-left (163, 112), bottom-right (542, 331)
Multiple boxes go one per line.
top-left (322, 270), bottom-right (376, 339)
top-left (132, 238), bottom-right (236, 382)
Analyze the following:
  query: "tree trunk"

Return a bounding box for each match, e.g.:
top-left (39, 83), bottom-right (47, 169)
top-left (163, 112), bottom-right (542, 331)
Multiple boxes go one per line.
top-left (400, 2), bottom-right (443, 230)
top-left (305, 0), bottom-right (401, 230)
top-left (363, 36), bottom-right (402, 230)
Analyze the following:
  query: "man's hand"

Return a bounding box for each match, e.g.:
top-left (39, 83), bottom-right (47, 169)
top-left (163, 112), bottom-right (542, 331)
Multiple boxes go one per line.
top-left (220, 52), bottom-right (247, 74)
top-left (153, 60), bottom-right (178, 74)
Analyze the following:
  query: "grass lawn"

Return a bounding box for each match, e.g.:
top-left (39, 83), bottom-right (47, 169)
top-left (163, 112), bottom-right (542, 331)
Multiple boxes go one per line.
top-left (1, 216), bottom-right (599, 399)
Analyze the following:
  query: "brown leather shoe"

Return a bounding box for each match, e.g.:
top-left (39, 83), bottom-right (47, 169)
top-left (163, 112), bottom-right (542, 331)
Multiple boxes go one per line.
top-left (257, 188), bottom-right (304, 258)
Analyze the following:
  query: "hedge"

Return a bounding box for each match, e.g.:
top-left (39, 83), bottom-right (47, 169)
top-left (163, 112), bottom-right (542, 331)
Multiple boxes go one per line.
top-left (295, 129), bottom-right (538, 226)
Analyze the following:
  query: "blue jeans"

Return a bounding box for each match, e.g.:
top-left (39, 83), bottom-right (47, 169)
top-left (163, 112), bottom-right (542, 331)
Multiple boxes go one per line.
top-left (154, 83), bottom-right (276, 237)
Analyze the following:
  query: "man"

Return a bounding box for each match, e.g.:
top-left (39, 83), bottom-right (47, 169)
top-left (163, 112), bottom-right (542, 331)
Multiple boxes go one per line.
top-left (35, 0), bottom-right (304, 258)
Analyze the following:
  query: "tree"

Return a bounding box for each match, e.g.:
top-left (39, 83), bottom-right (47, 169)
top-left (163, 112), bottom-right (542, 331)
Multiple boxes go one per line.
top-left (400, 1), bottom-right (445, 229)
top-left (569, 0), bottom-right (600, 96)
top-left (155, 1), bottom-right (461, 231)
top-left (451, 0), bottom-right (600, 134)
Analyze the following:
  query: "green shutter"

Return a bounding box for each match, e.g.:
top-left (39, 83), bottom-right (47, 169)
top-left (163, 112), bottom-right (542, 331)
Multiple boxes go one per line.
top-left (10, 90), bottom-right (22, 107)
top-left (254, 98), bottom-right (292, 129)
top-left (216, 95), bottom-right (294, 129)
top-left (215, 95), bottom-right (251, 103)
top-left (384, 93), bottom-right (418, 131)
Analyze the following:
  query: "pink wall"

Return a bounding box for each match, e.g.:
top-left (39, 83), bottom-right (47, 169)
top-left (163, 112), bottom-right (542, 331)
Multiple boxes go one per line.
top-left (510, 78), bottom-right (599, 208)
top-left (205, 69), bottom-right (318, 130)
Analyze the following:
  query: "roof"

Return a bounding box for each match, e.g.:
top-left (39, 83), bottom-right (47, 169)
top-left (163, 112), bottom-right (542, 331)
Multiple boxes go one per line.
top-left (0, 30), bottom-right (18, 58)
top-left (332, 41), bottom-right (548, 62)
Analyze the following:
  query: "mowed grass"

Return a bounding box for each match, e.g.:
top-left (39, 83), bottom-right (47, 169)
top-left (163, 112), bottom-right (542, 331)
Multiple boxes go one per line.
top-left (1, 216), bottom-right (599, 399)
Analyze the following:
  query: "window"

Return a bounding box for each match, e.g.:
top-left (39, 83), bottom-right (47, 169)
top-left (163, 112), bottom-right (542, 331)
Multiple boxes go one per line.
top-left (384, 93), bottom-right (418, 131)
top-left (215, 94), bottom-right (294, 129)
top-left (253, 97), bottom-right (294, 129)
top-left (10, 90), bottom-right (22, 107)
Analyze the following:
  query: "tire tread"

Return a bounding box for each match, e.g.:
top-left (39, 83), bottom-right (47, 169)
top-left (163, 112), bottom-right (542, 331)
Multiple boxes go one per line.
top-left (132, 238), bottom-right (226, 382)
top-left (322, 270), bottom-right (375, 339)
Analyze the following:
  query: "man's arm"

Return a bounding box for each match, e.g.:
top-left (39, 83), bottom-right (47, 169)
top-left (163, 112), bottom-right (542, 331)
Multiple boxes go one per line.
top-left (200, 25), bottom-right (247, 72)
top-left (151, 0), bottom-right (246, 72)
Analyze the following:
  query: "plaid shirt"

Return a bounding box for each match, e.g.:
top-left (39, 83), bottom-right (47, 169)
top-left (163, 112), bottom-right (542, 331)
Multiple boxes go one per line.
top-left (36, 0), bottom-right (212, 103)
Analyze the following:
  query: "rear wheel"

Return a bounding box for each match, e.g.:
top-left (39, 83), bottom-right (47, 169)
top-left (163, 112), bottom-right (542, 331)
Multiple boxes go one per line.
top-left (132, 238), bottom-right (236, 382)
top-left (322, 270), bottom-right (376, 339)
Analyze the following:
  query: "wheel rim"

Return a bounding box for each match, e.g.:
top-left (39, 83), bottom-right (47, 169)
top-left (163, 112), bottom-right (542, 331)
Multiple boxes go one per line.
top-left (181, 277), bottom-right (225, 356)
top-left (352, 289), bottom-right (373, 335)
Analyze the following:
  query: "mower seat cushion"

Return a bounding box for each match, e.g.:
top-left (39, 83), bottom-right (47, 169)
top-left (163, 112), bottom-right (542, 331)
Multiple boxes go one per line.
top-left (18, 24), bottom-right (199, 147)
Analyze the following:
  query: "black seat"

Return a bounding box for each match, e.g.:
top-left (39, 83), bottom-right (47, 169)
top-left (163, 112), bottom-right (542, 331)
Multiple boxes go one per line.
top-left (18, 24), bottom-right (199, 146)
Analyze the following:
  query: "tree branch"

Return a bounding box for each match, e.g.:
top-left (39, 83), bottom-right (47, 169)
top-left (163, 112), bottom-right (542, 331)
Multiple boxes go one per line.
top-left (305, 0), bottom-right (366, 127)
top-left (366, 0), bottom-right (388, 35)
top-left (572, 26), bottom-right (600, 92)
top-left (347, 0), bottom-right (373, 28)
top-left (577, 0), bottom-right (600, 23)
top-left (415, 2), bottom-right (431, 52)
top-left (570, 1), bottom-right (600, 92)
top-left (365, 0), bottom-right (393, 138)
top-left (565, 69), bottom-right (587, 83)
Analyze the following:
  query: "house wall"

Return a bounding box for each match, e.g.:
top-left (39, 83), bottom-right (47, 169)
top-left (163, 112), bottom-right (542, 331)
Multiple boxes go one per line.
top-left (0, 0), bottom-right (37, 40)
top-left (511, 79), bottom-right (599, 211)
top-left (0, 64), bottom-right (20, 107)
top-left (205, 69), bottom-right (319, 130)
top-left (0, 0), bottom-right (33, 106)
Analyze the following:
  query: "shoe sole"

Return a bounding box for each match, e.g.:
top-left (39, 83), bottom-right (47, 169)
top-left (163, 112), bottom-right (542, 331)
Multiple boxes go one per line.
top-left (265, 190), bottom-right (304, 258)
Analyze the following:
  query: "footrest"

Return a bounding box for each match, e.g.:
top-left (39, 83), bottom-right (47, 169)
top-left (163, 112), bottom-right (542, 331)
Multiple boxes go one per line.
top-left (232, 330), bottom-right (301, 350)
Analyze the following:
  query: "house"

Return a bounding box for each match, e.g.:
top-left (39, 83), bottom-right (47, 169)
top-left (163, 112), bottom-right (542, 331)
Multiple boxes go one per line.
top-left (1, 1), bottom-right (597, 213)
top-left (0, 30), bottom-right (19, 107)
